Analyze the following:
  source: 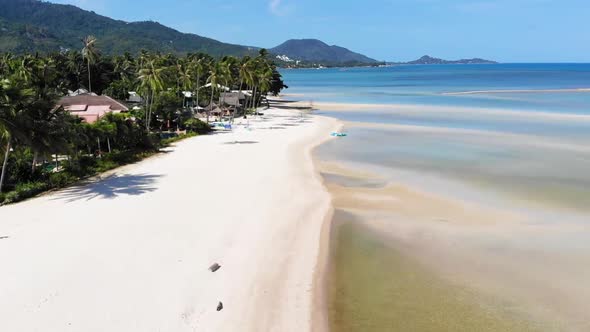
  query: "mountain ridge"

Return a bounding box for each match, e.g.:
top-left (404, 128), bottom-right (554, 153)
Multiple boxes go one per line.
top-left (0, 1), bottom-right (495, 67)
top-left (0, 0), bottom-right (258, 56)
top-left (270, 39), bottom-right (378, 66)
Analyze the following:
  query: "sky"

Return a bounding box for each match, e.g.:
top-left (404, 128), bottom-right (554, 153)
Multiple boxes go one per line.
top-left (50, 0), bottom-right (590, 62)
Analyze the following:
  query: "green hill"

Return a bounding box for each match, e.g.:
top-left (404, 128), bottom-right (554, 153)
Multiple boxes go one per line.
top-left (0, 0), bottom-right (258, 56)
top-left (270, 39), bottom-right (378, 65)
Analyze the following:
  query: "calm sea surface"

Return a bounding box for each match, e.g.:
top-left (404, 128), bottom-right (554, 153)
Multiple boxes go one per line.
top-left (281, 64), bottom-right (590, 112)
top-left (281, 64), bottom-right (590, 211)
top-left (281, 64), bottom-right (590, 331)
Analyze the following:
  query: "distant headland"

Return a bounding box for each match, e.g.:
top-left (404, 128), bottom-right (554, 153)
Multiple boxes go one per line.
top-left (393, 55), bottom-right (498, 65)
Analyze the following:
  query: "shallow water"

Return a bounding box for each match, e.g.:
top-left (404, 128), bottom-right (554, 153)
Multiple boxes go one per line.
top-left (283, 65), bottom-right (590, 211)
top-left (329, 216), bottom-right (544, 332)
top-left (281, 65), bottom-right (590, 331)
top-left (322, 167), bottom-right (590, 330)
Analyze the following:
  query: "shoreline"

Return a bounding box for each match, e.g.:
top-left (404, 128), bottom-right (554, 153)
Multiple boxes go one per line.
top-left (0, 108), bottom-right (341, 332)
top-left (309, 122), bottom-right (343, 332)
top-left (318, 160), bottom-right (550, 331)
top-left (312, 128), bottom-right (590, 330)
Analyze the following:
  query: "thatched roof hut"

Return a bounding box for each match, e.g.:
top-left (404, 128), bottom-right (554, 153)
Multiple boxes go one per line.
top-left (204, 102), bottom-right (220, 112)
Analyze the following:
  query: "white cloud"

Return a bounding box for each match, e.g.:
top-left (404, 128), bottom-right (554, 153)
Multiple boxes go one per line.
top-left (269, 0), bottom-right (292, 16)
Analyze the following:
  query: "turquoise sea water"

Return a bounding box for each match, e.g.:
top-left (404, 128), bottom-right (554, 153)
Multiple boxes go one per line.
top-left (282, 64), bottom-right (590, 113)
top-left (281, 64), bottom-right (590, 211)
top-left (282, 64), bottom-right (590, 330)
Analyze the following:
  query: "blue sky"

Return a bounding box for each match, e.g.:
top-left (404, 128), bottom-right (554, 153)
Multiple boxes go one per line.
top-left (51, 0), bottom-right (590, 62)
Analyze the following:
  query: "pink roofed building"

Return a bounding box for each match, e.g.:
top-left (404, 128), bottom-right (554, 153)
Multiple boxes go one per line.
top-left (57, 94), bottom-right (129, 124)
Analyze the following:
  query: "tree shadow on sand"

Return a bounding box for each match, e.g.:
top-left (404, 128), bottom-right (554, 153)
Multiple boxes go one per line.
top-left (52, 173), bottom-right (163, 203)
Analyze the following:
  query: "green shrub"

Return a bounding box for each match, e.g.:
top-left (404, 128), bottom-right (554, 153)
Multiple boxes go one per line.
top-left (1, 182), bottom-right (48, 204)
top-left (3, 149), bottom-right (45, 189)
top-left (184, 118), bottom-right (212, 134)
top-left (3, 191), bottom-right (20, 204)
top-left (95, 159), bottom-right (118, 173)
top-left (48, 172), bottom-right (77, 188)
top-left (64, 156), bottom-right (98, 177)
top-left (145, 133), bottom-right (162, 149)
top-left (161, 132), bottom-right (198, 146)
top-left (104, 151), bottom-right (141, 165)
top-left (79, 155), bottom-right (98, 170)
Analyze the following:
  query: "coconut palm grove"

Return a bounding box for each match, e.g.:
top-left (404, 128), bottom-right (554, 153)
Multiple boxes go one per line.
top-left (0, 37), bottom-right (288, 204)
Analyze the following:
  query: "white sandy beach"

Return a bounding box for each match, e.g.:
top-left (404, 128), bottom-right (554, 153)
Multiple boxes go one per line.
top-left (0, 108), bottom-right (339, 332)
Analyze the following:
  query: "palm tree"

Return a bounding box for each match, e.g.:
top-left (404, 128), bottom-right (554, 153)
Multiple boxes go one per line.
top-left (0, 77), bottom-right (34, 193)
top-left (191, 57), bottom-right (208, 110)
top-left (28, 101), bottom-right (71, 172)
top-left (177, 60), bottom-right (192, 108)
top-left (243, 59), bottom-right (256, 112)
top-left (206, 62), bottom-right (226, 123)
top-left (218, 59), bottom-right (232, 111)
top-left (233, 56), bottom-right (252, 122)
top-left (113, 52), bottom-right (136, 82)
top-left (246, 59), bottom-right (262, 115)
top-left (247, 54), bottom-right (273, 115)
top-left (138, 58), bottom-right (164, 131)
top-left (31, 56), bottom-right (60, 98)
top-left (81, 36), bottom-right (99, 93)
top-left (16, 55), bottom-right (34, 82)
top-left (64, 51), bottom-right (83, 90)
top-left (258, 65), bottom-right (274, 109)
top-left (138, 50), bottom-right (150, 69)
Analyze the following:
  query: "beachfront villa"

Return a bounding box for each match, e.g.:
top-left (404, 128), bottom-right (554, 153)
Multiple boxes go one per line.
top-left (58, 94), bottom-right (129, 123)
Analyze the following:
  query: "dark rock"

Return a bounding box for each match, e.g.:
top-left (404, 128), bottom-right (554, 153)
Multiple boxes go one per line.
top-left (209, 263), bottom-right (221, 272)
top-left (217, 302), bottom-right (223, 311)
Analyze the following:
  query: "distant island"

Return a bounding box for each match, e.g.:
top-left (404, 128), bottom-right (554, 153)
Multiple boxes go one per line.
top-left (272, 50), bottom-right (497, 69)
top-left (394, 55), bottom-right (498, 65)
top-left (276, 54), bottom-right (498, 69)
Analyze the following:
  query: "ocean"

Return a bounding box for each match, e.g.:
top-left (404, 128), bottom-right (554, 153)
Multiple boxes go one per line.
top-left (282, 64), bottom-right (590, 112)
top-left (280, 64), bottom-right (590, 331)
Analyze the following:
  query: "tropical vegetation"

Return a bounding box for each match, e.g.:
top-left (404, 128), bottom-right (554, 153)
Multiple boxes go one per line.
top-left (0, 35), bottom-right (287, 205)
